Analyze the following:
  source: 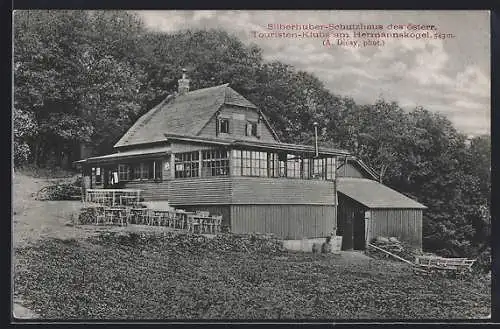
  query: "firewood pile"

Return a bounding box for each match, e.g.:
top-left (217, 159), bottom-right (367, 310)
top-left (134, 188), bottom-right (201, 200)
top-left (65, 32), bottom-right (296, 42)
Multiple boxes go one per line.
top-left (366, 236), bottom-right (425, 263)
top-left (89, 231), bottom-right (286, 254)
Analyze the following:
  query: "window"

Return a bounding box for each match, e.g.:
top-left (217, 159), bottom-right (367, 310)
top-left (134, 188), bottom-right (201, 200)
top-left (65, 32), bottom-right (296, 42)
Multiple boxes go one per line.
top-left (246, 122), bottom-right (258, 137)
top-left (241, 150), bottom-right (267, 177)
top-left (232, 149), bottom-right (241, 176)
top-left (118, 164), bottom-right (130, 181)
top-left (154, 160), bottom-right (163, 180)
top-left (174, 151), bottom-right (199, 178)
top-left (267, 153), bottom-right (279, 178)
top-left (120, 160), bottom-right (162, 181)
top-left (202, 150), bottom-right (229, 177)
top-left (302, 158), bottom-right (311, 179)
top-left (326, 157), bottom-right (335, 180)
top-left (312, 158), bottom-right (325, 179)
top-left (287, 154), bottom-right (302, 179)
top-left (219, 118), bottom-right (229, 134)
top-left (93, 167), bottom-right (102, 184)
top-left (133, 162), bottom-right (151, 180)
top-left (278, 153), bottom-right (287, 177)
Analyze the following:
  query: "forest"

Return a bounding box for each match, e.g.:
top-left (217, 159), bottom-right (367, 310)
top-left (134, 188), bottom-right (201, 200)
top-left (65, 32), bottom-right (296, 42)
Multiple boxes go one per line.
top-left (13, 11), bottom-right (490, 263)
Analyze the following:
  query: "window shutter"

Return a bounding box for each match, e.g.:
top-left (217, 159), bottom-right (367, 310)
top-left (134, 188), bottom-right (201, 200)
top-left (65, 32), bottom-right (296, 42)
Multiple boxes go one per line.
top-left (228, 118), bottom-right (233, 134)
top-left (256, 122), bottom-right (262, 138)
top-left (245, 123), bottom-right (250, 136)
top-left (216, 118), bottom-right (220, 136)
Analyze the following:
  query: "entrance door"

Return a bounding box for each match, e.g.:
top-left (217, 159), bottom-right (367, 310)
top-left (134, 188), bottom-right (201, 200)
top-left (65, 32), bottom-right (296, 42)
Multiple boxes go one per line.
top-left (353, 210), bottom-right (366, 250)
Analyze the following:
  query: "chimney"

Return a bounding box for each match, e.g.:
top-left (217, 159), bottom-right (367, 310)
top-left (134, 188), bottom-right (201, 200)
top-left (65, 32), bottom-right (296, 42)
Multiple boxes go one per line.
top-left (178, 68), bottom-right (190, 95)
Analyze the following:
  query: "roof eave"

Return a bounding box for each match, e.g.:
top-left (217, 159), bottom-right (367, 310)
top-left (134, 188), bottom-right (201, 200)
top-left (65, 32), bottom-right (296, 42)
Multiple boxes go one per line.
top-left (164, 133), bottom-right (350, 156)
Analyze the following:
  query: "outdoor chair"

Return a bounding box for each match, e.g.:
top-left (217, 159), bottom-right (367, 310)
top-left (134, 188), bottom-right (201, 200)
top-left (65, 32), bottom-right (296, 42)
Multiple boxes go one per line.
top-left (176, 212), bottom-right (185, 230)
top-left (132, 208), bottom-right (146, 225)
top-left (119, 207), bottom-right (131, 226)
top-left (212, 215), bottom-right (223, 233)
top-left (150, 210), bottom-right (165, 226)
top-left (186, 215), bottom-right (200, 233)
top-left (95, 206), bottom-right (106, 225)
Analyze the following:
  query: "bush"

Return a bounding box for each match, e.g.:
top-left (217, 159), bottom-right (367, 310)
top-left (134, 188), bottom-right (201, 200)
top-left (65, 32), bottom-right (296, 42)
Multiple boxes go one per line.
top-left (36, 180), bottom-right (81, 200)
top-left (474, 247), bottom-right (491, 273)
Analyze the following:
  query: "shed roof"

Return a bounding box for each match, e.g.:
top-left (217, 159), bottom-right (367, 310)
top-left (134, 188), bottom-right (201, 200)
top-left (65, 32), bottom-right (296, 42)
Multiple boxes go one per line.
top-left (337, 177), bottom-right (427, 209)
top-left (114, 84), bottom-right (275, 148)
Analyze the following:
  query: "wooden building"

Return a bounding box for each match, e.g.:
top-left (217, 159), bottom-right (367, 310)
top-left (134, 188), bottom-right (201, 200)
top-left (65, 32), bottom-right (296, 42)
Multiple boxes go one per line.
top-left (336, 159), bottom-right (426, 250)
top-left (76, 71), bottom-right (426, 245)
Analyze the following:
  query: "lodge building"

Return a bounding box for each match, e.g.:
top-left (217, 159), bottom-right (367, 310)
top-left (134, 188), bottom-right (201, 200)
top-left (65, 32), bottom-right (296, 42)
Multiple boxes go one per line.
top-left (77, 70), bottom-right (426, 250)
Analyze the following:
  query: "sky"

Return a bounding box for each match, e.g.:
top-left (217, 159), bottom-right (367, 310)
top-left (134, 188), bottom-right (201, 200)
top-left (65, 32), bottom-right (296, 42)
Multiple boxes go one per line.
top-left (136, 10), bottom-right (490, 136)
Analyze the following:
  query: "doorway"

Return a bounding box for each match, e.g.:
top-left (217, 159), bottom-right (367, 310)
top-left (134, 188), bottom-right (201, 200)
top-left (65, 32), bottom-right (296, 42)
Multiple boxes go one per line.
top-left (352, 210), bottom-right (366, 250)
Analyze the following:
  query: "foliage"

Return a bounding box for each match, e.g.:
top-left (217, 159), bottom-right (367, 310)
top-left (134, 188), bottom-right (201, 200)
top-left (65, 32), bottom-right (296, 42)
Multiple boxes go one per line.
top-left (14, 234), bottom-right (490, 319)
top-left (36, 178), bottom-right (82, 200)
top-left (13, 11), bottom-right (490, 261)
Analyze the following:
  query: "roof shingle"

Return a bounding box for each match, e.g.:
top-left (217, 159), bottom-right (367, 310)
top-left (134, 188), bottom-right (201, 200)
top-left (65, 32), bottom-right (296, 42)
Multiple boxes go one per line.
top-left (115, 84), bottom-right (256, 148)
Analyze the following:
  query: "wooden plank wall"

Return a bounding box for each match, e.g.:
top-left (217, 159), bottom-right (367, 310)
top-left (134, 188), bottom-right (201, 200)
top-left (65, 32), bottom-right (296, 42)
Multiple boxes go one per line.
top-left (337, 162), bottom-right (366, 178)
top-left (231, 205), bottom-right (336, 239)
top-left (370, 209), bottom-right (423, 249)
top-left (231, 177), bottom-right (335, 205)
top-left (169, 177), bottom-right (232, 205)
top-left (123, 180), bottom-right (170, 201)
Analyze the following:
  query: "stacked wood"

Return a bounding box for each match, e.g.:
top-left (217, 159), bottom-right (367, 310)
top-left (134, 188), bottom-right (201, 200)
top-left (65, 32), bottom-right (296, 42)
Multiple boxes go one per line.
top-left (367, 236), bottom-right (424, 264)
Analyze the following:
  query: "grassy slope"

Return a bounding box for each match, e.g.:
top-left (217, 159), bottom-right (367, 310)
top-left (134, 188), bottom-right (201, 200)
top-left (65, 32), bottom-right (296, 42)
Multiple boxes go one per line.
top-left (14, 235), bottom-right (490, 320)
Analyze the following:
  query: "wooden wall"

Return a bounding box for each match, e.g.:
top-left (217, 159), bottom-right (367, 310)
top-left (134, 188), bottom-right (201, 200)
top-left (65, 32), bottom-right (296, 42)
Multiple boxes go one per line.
top-left (199, 105), bottom-right (277, 142)
top-left (231, 177), bottom-right (335, 205)
top-left (231, 204), bottom-right (335, 239)
top-left (123, 180), bottom-right (169, 201)
top-left (168, 177), bottom-right (232, 205)
top-left (337, 162), bottom-right (366, 178)
top-left (370, 209), bottom-right (423, 249)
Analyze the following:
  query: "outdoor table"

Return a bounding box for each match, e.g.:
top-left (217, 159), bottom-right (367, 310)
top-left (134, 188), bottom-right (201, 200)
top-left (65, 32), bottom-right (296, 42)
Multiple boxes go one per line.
top-left (131, 208), bottom-right (149, 225)
top-left (104, 207), bottom-right (127, 226)
top-left (177, 211), bottom-right (195, 230)
top-left (119, 195), bottom-right (139, 207)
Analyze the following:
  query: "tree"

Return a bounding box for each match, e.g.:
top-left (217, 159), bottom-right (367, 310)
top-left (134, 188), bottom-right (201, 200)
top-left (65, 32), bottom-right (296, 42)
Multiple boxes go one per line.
top-left (14, 10), bottom-right (150, 165)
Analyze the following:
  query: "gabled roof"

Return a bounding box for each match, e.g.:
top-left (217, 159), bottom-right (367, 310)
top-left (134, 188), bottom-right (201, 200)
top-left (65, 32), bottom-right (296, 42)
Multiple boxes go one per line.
top-left (337, 177), bottom-right (427, 209)
top-left (114, 84), bottom-right (272, 148)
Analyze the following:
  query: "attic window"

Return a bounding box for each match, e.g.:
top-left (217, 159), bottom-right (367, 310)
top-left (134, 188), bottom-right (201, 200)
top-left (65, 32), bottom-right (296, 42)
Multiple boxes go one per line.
top-left (220, 118), bottom-right (229, 134)
top-left (246, 122), bottom-right (258, 137)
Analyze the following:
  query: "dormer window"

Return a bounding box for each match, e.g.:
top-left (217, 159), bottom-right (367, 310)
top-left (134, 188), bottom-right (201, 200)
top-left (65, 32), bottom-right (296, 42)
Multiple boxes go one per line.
top-left (220, 118), bottom-right (229, 134)
top-left (246, 122), bottom-right (258, 137)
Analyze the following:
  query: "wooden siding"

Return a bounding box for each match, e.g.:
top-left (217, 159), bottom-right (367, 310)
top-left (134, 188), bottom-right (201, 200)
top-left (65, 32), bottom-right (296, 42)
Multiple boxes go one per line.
top-left (199, 105), bottom-right (277, 142)
top-left (370, 209), bottom-right (423, 249)
top-left (231, 205), bottom-right (335, 239)
top-left (123, 180), bottom-right (169, 201)
top-left (168, 177), bottom-right (232, 205)
top-left (337, 162), bottom-right (366, 178)
top-left (231, 177), bottom-right (335, 205)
